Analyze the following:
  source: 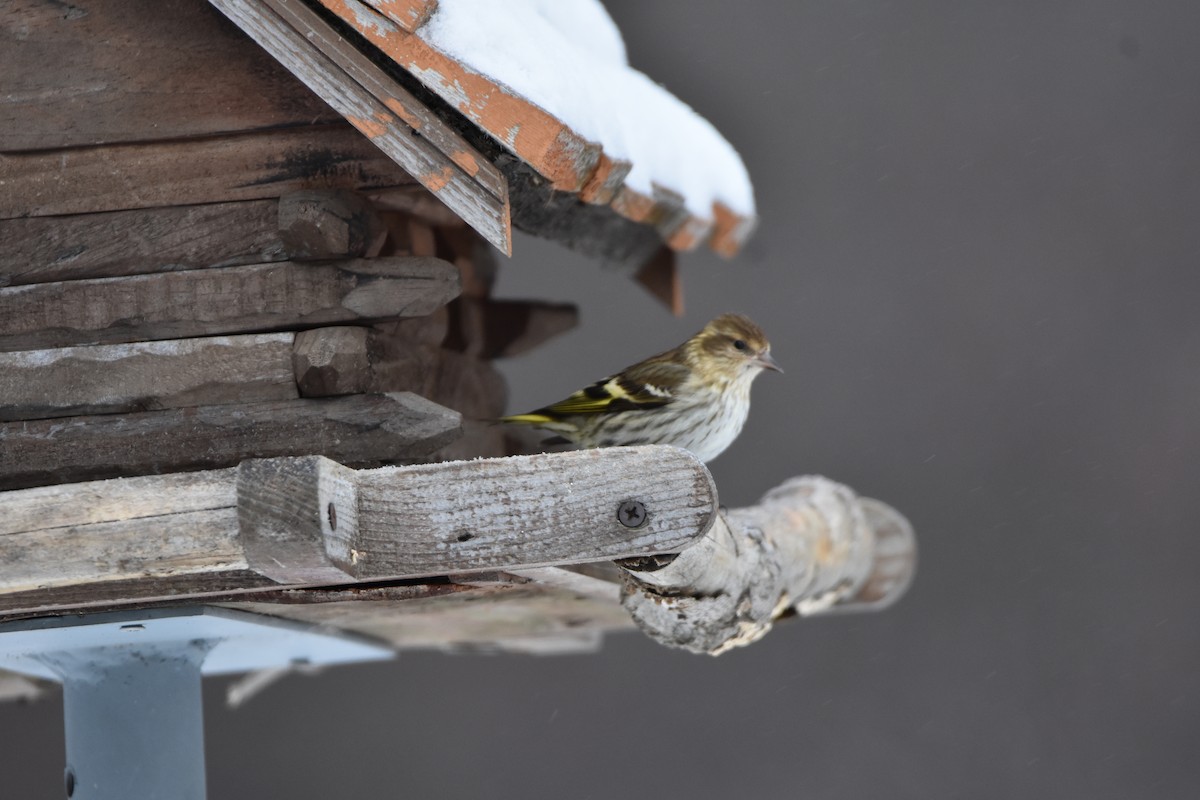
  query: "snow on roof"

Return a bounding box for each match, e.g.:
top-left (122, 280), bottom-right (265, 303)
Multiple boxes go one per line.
top-left (420, 0), bottom-right (756, 219)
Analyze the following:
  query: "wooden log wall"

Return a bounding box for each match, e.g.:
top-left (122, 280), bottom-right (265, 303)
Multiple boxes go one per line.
top-left (0, 0), bottom-right (578, 491)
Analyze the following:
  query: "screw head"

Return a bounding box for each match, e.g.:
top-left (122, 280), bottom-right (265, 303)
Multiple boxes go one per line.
top-left (617, 500), bottom-right (647, 528)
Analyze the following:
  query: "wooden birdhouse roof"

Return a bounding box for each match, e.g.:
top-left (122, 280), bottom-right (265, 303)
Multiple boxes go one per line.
top-left (209, 0), bottom-right (757, 295)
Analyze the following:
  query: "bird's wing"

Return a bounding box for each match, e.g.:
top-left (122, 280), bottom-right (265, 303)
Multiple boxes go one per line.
top-left (507, 359), bottom-right (688, 422)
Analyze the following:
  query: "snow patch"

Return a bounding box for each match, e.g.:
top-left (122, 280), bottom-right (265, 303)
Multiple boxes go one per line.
top-left (420, 0), bottom-right (755, 218)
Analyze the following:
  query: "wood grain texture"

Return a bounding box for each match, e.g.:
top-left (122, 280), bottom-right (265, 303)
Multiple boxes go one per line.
top-left (0, 124), bottom-right (414, 219)
top-left (349, 446), bottom-right (717, 579)
top-left (620, 476), bottom-right (917, 655)
top-left (0, 256), bottom-right (460, 352)
top-left (364, 0), bottom-right (439, 33)
top-left (0, 0), bottom-right (340, 151)
top-left (221, 585), bottom-right (630, 653)
top-left (277, 189), bottom-right (386, 260)
top-left (292, 326), bottom-right (507, 420)
top-left (211, 0), bottom-right (511, 253)
top-left (0, 200), bottom-right (287, 287)
top-left (237, 456), bottom-right (361, 583)
top-left (317, 0), bottom-right (601, 193)
top-left (0, 468), bottom-right (243, 597)
top-left (0, 392), bottom-right (462, 490)
top-left (231, 446), bottom-right (715, 583)
top-left (0, 334), bottom-right (298, 422)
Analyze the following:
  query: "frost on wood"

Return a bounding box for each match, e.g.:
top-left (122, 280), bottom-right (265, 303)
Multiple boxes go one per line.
top-left (619, 476), bottom-right (916, 655)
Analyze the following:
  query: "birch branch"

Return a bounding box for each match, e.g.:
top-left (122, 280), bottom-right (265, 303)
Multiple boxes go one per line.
top-left (619, 475), bottom-right (916, 655)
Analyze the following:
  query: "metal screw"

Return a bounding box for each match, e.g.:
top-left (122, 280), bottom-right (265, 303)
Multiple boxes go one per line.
top-left (617, 500), bottom-right (647, 528)
top-left (327, 502), bottom-right (337, 530)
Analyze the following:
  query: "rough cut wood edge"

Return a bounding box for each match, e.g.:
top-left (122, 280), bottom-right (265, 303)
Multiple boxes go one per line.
top-left (634, 247), bottom-right (683, 316)
top-left (619, 475), bottom-right (917, 655)
top-left (0, 256), bottom-right (460, 353)
top-left (292, 326), bottom-right (507, 421)
top-left (364, 0), bottom-right (438, 33)
top-left (278, 189), bottom-right (386, 261)
top-left (238, 447), bottom-right (716, 582)
top-left (219, 582), bottom-right (631, 654)
top-left (0, 0), bottom-right (340, 152)
top-left (317, 0), bottom-right (602, 193)
top-left (0, 392), bottom-right (461, 491)
top-left (212, 0), bottom-right (511, 254)
top-left (0, 200), bottom-right (290, 287)
top-left (316, 0), bottom-right (757, 257)
top-left (709, 201), bottom-right (758, 259)
top-left (0, 124), bottom-right (415, 220)
top-left (269, 0), bottom-right (504, 199)
top-left (0, 333), bottom-right (298, 422)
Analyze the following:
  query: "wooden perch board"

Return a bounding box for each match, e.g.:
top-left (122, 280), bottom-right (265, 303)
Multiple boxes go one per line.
top-left (0, 334), bottom-right (298, 422)
top-left (0, 393), bottom-right (461, 491)
top-left (0, 447), bottom-right (715, 619)
top-left (210, 0), bottom-right (511, 254)
top-left (0, 256), bottom-right (460, 352)
top-left (0, 125), bottom-right (414, 220)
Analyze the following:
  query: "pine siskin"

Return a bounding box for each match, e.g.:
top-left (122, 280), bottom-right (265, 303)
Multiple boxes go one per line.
top-left (503, 313), bottom-right (781, 463)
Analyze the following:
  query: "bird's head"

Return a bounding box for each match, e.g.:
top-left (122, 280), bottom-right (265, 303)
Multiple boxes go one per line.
top-left (687, 313), bottom-right (782, 382)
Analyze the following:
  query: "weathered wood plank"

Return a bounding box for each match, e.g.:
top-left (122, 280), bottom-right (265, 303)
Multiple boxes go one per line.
top-left (211, 0), bottom-right (512, 253)
top-left (317, 0), bottom-right (602, 193)
top-left (0, 571), bottom-right (279, 620)
top-left (2, 508), bottom-right (245, 594)
top-left (351, 447), bottom-right (716, 579)
top-left (221, 585), bottom-right (631, 653)
top-left (0, 393), bottom-right (461, 490)
top-left (264, 0), bottom-right (506, 201)
top-left (0, 0), bottom-right (341, 152)
top-left (363, 0), bottom-right (439, 34)
top-left (277, 190), bottom-right (386, 261)
top-left (0, 334), bottom-right (298, 422)
top-left (234, 447), bottom-right (716, 582)
top-left (0, 448), bottom-right (712, 622)
top-left (0, 469), bottom-right (237, 539)
top-left (0, 124), bottom-right (415, 219)
top-left (0, 200), bottom-right (288, 287)
top-left (0, 467), bottom-right (253, 611)
top-left (292, 326), bottom-right (507, 419)
top-left (0, 256), bottom-right (460, 352)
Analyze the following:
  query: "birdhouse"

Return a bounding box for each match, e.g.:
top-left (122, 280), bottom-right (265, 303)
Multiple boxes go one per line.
top-left (0, 2), bottom-right (915, 797)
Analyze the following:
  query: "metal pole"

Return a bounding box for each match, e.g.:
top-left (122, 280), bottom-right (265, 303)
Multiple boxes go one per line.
top-left (48, 641), bottom-right (211, 800)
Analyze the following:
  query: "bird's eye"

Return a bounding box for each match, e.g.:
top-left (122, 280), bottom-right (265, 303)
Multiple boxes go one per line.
top-left (733, 339), bottom-right (748, 351)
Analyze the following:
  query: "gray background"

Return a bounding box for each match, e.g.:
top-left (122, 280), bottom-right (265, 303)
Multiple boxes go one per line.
top-left (5, 0), bottom-right (1199, 797)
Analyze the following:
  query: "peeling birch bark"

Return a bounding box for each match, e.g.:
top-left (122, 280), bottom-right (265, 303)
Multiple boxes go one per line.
top-left (619, 476), bottom-right (916, 655)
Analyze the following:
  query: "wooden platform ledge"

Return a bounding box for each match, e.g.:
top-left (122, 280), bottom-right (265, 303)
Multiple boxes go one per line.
top-left (0, 447), bottom-right (716, 618)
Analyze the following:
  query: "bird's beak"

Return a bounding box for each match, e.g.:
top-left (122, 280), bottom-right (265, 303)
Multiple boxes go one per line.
top-left (756, 352), bottom-right (783, 373)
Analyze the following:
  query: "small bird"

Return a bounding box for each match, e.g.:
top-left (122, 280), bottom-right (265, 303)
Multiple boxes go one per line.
top-left (502, 313), bottom-right (781, 463)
